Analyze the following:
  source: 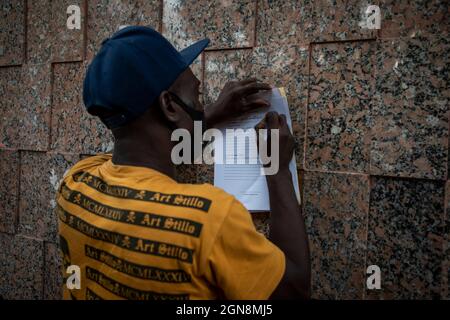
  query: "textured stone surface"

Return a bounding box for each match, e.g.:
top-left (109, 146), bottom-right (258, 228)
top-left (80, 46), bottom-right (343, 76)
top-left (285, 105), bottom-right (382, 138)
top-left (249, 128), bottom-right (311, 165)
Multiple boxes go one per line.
top-left (303, 171), bottom-right (369, 299)
top-left (0, 0), bottom-right (25, 66)
top-left (51, 0), bottom-right (85, 62)
top-left (380, 0), bottom-right (449, 39)
top-left (306, 0), bottom-right (377, 42)
top-left (27, 0), bottom-right (52, 64)
top-left (51, 62), bottom-right (114, 154)
top-left (0, 233), bottom-right (14, 299)
top-left (19, 63), bottom-right (52, 150)
top-left (0, 233), bottom-right (44, 299)
top-left (162, 0), bottom-right (256, 50)
top-left (204, 49), bottom-right (252, 105)
top-left (256, 0), bottom-right (310, 46)
top-left (252, 212), bottom-right (270, 238)
top-left (86, 0), bottom-right (160, 60)
top-left (366, 177), bottom-right (445, 299)
top-left (444, 180), bottom-right (450, 299)
top-left (0, 67), bottom-right (22, 148)
top-left (371, 35), bottom-right (449, 179)
top-left (0, 64), bottom-right (51, 151)
top-left (0, 150), bottom-right (19, 234)
top-left (196, 164), bottom-right (214, 185)
top-left (176, 164), bottom-right (198, 184)
top-left (44, 242), bottom-right (63, 300)
top-left (18, 151), bottom-right (79, 242)
top-left (306, 41), bottom-right (374, 173)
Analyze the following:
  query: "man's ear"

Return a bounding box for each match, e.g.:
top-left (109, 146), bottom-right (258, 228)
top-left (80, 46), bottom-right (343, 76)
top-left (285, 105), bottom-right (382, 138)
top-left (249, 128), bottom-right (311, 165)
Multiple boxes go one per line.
top-left (158, 90), bottom-right (181, 124)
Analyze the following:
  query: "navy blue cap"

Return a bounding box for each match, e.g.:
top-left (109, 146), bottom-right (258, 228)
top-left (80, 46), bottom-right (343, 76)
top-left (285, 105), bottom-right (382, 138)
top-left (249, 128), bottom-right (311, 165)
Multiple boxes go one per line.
top-left (83, 26), bottom-right (210, 129)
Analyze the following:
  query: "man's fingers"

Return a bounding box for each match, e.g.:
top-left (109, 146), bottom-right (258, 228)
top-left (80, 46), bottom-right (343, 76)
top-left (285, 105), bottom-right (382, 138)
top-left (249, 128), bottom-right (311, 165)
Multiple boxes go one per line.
top-left (279, 114), bottom-right (289, 130)
top-left (266, 111), bottom-right (280, 129)
top-left (243, 97), bottom-right (270, 110)
top-left (237, 78), bottom-right (258, 86)
top-left (254, 115), bottom-right (267, 153)
top-left (234, 82), bottom-right (272, 96)
top-left (254, 118), bottom-right (266, 130)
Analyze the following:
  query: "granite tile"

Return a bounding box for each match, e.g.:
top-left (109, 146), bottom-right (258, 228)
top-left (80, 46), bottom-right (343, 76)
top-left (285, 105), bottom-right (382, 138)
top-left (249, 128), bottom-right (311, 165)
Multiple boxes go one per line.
top-left (0, 0), bottom-right (25, 66)
top-left (379, 0), bottom-right (449, 39)
top-left (51, 62), bottom-right (114, 154)
top-left (51, 0), bottom-right (85, 62)
top-left (196, 163), bottom-right (214, 185)
top-left (86, 0), bottom-right (161, 61)
top-left (251, 212), bottom-right (270, 238)
top-left (306, 0), bottom-right (377, 43)
top-left (0, 150), bottom-right (19, 234)
top-left (18, 63), bottom-right (52, 151)
top-left (303, 171), bottom-right (369, 299)
top-left (0, 233), bottom-right (15, 299)
top-left (19, 151), bottom-right (79, 242)
top-left (204, 49), bottom-right (253, 105)
top-left (444, 180), bottom-right (450, 299)
top-left (0, 234), bottom-right (44, 299)
top-left (176, 164), bottom-right (198, 184)
top-left (162, 0), bottom-right (256, 50)
top-left (27, 0), bottom-right (52, 64)
top-left (256, 0), bottom-right (310, 46)
top-left (250, 44), bottom-right (309, 169)
top-left (306, 41), bottom-right (375, 173)
top-left (371, 35), bottom-right (449, 180)
top-left (11, 235), bottom-right (44, 299)
top-left (366, 177), bottom-right (445, 299)
top-left (0, 67), bottom-right (22, 148)
top-left (0, 64), bottom-right (51, 151)
top-left (44, 242), bottom-right (63, 300)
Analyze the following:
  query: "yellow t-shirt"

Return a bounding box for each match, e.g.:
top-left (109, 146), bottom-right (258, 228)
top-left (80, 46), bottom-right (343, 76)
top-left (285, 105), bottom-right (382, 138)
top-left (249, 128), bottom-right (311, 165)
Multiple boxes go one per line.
top-left (56, 154), bottom-right (285, 300)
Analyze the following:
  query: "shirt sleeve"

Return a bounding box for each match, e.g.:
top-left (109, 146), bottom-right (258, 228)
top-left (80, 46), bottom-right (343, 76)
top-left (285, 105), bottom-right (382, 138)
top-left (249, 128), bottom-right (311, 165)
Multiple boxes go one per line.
top-left (206, 199), bottom-right (285, 300)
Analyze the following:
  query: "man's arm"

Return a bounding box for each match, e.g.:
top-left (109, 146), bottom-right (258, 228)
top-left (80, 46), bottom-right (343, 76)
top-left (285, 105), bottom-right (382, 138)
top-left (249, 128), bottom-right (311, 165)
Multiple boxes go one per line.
top-left (257, 112), bottom-right (311, 299)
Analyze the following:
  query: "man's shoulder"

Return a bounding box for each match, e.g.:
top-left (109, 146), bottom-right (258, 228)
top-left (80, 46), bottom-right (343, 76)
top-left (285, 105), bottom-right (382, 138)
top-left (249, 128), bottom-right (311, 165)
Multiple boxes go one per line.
top-left (63, 153), bottom-right (111, 180)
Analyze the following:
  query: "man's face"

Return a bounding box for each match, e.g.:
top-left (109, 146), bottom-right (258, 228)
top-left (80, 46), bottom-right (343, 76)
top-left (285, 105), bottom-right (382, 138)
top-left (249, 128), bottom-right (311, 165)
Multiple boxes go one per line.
top-left (173, 68), bottom-right (203, 113)
top-left (169, 68), bottom-right (204, 134)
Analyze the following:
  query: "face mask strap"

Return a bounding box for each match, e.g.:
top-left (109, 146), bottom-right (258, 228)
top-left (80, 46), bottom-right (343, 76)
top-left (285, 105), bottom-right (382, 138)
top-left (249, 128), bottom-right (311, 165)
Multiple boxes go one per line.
top-left (168, 91), bottom-right (205, 122)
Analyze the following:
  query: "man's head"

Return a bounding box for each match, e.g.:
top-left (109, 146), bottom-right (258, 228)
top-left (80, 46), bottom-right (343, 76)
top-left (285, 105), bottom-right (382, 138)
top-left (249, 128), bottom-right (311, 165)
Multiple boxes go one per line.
top-left (83, 26), bottom-right (209, 140)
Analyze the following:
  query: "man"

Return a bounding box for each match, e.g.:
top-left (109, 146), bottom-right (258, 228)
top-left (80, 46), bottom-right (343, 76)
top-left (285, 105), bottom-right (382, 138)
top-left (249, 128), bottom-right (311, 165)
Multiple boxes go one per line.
top-left (56, 26), bottom-right (310, 300)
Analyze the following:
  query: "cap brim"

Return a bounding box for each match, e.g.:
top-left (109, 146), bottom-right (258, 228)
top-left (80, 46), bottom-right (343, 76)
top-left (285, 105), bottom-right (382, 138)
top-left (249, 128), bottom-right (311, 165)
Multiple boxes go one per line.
top-left (179, 38), bottom-right (210, 67)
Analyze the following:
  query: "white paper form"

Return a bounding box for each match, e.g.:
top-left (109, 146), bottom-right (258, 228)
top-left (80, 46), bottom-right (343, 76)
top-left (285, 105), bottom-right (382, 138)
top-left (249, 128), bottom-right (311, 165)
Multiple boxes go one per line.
top-left (213, 88), bottom-right (301, 212)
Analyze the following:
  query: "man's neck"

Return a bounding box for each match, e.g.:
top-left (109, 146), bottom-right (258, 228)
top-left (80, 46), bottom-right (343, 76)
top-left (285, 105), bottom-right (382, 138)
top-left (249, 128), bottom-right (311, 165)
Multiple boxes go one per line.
top-left (111, 138), bottom-right (177, 180)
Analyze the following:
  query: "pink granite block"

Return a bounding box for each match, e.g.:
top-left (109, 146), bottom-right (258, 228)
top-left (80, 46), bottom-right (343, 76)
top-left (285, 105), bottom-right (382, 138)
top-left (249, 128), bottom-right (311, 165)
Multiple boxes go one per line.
top-left (51, 0), bottom-right (85, 62)
top-left (366, 177), bottom-right (445, 299)
top-left (18, 151), bottom-right (79, 242)
top-left (0, 0), bottom-right (25, 66)
top-left (306, 41), bottom-right (375, 173)
top-left (303, 171), bottom-right (369, 299)
top-left (0, 149), bottom-right (19, 234)
top-left (162, 0), bottom-right (256, 50)
top-left (86, 0), bottom-right (161, 61)
top-left (0, 233), bottom-right (44, 299)
top-left (51, 62), bottom-right (114, 154)
top-left (27, 0), bottom-right (52, 64)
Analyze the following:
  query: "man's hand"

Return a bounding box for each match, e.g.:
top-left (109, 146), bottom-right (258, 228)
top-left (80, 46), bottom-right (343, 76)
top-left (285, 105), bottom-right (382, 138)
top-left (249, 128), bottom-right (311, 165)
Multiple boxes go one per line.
top-left (205, 78), bottom-right (271, 127)
top-left (255, 111), bottom-right (295, 173)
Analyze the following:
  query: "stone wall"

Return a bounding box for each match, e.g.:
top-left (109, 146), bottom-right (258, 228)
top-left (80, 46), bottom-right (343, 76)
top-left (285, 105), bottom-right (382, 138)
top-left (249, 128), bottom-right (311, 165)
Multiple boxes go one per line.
top-left (0, 0), bottom-right (448, 299)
